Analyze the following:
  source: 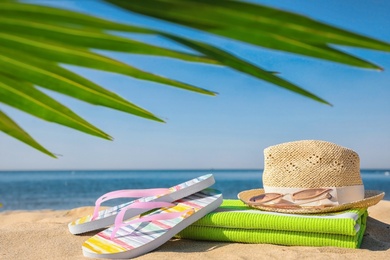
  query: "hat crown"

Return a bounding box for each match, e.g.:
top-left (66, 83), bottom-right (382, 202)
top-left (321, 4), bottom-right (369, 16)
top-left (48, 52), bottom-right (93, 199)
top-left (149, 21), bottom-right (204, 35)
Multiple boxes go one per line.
top-left (263, 140), bottom-right (363, 188)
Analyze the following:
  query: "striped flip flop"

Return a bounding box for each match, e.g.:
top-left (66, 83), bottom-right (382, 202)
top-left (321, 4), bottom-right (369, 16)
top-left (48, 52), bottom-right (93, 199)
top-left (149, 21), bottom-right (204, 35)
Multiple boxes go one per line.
top-left (82, 188), bottom-right (223, 259)
top-left (68, 174), bottom-right (215, 234)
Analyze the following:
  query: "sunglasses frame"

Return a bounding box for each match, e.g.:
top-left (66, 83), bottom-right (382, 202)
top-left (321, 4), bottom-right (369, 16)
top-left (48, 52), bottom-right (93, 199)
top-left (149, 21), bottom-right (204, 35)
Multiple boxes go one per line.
top-left (248, 188), bottom-right (333, 207)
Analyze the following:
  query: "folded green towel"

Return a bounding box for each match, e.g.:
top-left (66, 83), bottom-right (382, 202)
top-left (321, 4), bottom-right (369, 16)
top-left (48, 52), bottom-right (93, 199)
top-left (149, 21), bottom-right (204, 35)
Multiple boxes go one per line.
top-left (189, 200), bottom-right (366, 236)
top-left (176, 200), bottom-right (368, 248)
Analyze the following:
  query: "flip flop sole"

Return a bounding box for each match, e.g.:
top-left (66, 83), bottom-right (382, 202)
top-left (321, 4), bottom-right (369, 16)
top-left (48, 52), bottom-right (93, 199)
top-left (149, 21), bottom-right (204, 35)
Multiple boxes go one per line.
top-left (82, 189), bottom-right (223, 259)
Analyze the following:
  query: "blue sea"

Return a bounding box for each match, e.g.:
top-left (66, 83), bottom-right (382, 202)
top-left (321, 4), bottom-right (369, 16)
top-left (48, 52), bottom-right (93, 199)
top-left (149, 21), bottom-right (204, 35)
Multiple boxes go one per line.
top-left (0, 169), bottom-right (389, 211)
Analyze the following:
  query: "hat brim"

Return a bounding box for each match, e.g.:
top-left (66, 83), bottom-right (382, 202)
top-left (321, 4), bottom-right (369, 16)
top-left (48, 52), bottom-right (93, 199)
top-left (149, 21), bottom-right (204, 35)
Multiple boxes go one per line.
top-left (238, 189), bottom-right (385, 214)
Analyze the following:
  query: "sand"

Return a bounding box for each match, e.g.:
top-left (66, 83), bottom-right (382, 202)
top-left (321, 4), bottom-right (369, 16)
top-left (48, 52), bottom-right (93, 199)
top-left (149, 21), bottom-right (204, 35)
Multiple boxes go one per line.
top-left (1, 201), bottom-right (389, 260)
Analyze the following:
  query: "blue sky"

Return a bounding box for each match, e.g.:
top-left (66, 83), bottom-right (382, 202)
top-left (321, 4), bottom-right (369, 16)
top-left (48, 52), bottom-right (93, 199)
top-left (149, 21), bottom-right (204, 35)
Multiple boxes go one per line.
top-left (1, 0), bottom-right (389, 170)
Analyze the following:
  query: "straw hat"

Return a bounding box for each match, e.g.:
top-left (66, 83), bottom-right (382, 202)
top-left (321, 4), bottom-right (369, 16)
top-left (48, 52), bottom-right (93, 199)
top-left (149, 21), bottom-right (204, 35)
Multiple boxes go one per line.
top-left (238, 140), bottom-right (384, 214)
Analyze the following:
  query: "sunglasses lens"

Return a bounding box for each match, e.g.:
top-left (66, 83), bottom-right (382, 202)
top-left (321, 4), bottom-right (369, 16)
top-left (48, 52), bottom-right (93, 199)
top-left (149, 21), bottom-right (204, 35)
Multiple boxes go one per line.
top-left (293, 188), bottom-right (331, 200)
top-left (250, 193), bottom-right (281, 203)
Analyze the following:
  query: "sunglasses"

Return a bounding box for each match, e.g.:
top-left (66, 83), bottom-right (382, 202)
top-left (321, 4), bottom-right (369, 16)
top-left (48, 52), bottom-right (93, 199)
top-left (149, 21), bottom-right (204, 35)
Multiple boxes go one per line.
top-left (248, 188), bottom-right (333, 208)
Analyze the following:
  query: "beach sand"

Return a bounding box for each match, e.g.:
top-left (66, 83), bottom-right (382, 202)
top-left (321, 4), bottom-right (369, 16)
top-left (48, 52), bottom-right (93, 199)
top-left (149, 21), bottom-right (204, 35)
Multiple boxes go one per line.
top-left (1, 201), bottom-right (389, 260)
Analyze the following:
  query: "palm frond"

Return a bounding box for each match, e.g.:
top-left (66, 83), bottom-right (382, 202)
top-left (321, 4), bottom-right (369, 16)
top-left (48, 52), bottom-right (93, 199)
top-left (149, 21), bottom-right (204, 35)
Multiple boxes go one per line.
top-left (107, 0), bottom-right (389, 69)
top-left (162, 34), bottom-right (330, 105)
top-left (0, 0), bottom-right (389, 156)
top-left (0, 110), bottom-right (56, 158)
top-left (0, 72), bottom-right (112, 140)
top-left (0, 46), bottom-right (163, 122)
top-left (0, 16), bottom-right (218, 64)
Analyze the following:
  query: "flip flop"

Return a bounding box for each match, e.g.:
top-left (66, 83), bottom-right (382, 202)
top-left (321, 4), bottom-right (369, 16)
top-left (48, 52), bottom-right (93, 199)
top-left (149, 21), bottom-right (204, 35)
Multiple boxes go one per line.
top-left (68, 174), bottom-right (215, 234)
top-left (82, 188), bottom-right (223, 259)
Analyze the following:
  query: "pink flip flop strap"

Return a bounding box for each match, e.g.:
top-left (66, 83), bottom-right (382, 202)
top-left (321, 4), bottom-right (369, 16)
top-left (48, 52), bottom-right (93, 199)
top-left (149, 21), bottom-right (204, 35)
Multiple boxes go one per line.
top-left (110, 204), bottom-right (194, 240)
top-left (91, 188), bottom-right (170, 220)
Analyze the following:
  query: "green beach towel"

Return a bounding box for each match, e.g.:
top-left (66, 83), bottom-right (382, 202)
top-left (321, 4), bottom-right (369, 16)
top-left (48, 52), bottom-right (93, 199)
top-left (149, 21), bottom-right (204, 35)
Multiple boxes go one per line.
top-left (176, 200), bottom-right (368, 248)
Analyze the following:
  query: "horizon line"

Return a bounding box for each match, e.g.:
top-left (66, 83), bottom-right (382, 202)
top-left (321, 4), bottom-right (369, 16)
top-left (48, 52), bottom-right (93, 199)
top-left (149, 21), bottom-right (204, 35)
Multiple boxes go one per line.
top-left (1, 168), bottom-right (390, 172)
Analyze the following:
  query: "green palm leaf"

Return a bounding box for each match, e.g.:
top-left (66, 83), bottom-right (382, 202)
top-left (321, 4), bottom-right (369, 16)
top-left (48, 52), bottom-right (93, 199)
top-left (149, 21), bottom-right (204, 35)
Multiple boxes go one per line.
top-left (0, 1), bottom-right (153, 33)
top-left (0, 35), bottom-right (216, 96)
top-left (0, 73), bottom-right (111, 140)
top-left (107, 0), bottom-right (387, 69)
top-left (0, 110), bottom-right (56, 158)
top-left (0, 46), bottom-right (164, 122)
top-left (163, 34), bottom-right (330, 105)
top-left (0, 17), bottom-right (217, 65)
top-left (202, 0), bottom-right (390, 51)
top-left (0, 0), bottom-right (389, 157)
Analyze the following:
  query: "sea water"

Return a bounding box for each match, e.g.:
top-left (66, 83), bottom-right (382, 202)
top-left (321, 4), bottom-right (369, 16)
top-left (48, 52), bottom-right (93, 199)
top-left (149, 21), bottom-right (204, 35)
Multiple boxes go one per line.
top-left (0, 169), bottom-right (389, 211)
